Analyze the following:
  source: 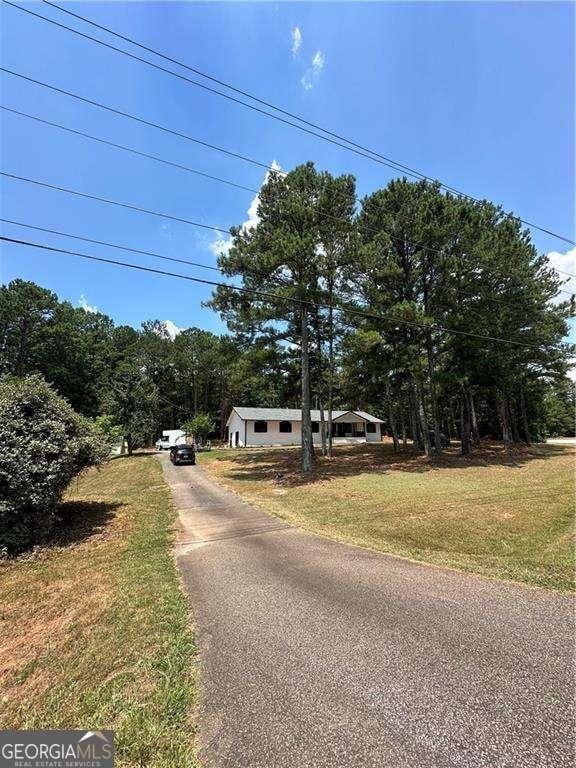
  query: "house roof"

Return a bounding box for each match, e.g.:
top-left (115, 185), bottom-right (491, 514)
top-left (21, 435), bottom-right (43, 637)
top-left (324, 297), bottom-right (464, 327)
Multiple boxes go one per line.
top-left (227, 407), bottom-right (384, 425)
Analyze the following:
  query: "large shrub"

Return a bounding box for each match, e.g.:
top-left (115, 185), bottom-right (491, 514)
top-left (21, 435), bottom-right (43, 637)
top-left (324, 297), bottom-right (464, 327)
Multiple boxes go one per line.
top-left (182, 412), bottom-right (214, 442)
top-left (0, 375), bottom-right (108, 553)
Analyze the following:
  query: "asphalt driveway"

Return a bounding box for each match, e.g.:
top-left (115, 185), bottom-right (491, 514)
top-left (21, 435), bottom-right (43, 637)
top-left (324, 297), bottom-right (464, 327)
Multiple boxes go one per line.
top-left (160, 453), bottom-right (574, 768)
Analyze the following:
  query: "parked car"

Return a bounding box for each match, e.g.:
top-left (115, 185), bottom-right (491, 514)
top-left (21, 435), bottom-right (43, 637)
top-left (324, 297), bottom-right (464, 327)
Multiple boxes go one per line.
top-left (170, 444), bottom-right (196, 465)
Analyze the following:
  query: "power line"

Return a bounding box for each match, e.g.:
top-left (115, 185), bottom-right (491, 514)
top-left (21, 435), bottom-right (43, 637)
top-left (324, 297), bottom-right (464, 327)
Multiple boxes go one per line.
top-left (0, 220), bottom-right (562, 332)
top-left (2, 1), bottom-right (417, 179)
top-left (39, 0), bottom-right (422, 176)
top-left (2, 69), bottom-right (573, 288)
top-left (0, 170), bottom-right (231, 236)
top-left (2, 169), bottom-right (573, 300)
top-left (0, 105), bottom-right (576, 303)
top-left (0, 77), bottom-right (423, 252)
top-left (2, 218), bottom-right (552, 323)
top-left (0, 217), bottom-right (225, 274)
top-left (0, 67), bottom-right (273, 174)
top-left (0, 235), bottom-right (550, 348)
top-left (4, 0), bottom-right (573, 247)
top-left (0, 103), bottom-right (432, 261)
top-left (0, 105), bottom-right (259, 195)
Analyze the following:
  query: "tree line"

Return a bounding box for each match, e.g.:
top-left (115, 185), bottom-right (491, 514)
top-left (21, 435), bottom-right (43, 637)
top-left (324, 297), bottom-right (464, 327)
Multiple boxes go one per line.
top-left (210, 164), bottom-right (574, 469)
top-left (0, 279), bottom-right (303, 451)
top-left (1, 168), bottom-right (573, 467)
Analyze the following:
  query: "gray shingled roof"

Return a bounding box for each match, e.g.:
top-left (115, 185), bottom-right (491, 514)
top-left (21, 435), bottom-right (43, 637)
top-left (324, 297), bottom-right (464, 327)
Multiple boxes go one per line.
top-left (228, 407), bottom-right (384, 424)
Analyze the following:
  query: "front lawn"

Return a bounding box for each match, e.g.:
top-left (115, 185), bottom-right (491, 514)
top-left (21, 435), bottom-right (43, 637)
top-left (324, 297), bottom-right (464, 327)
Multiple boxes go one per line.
top-left (0, 455), bottom-right (197, 767)
top-left (198, 443), bottom-right (574, 591)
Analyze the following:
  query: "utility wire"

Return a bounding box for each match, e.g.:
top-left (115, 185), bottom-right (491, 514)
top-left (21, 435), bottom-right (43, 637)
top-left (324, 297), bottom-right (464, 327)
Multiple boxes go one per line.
top-left (4, 0), bottom-right (574, 246)
top-left (2, 69), bottom-right (574, 286)
top-left (42, 0), bottom-right (415, 171)
top-left (0, 217), bottom-right (225, 274)
top-left (3, 169), bottom-right (573, 297)
top-left (0, 235), bottom-right (553, 348)
top-left (0, 67), bottom-right (273, 173)
top-left (3, 217), bottom-right (558, 318)
top-left (0, 103), bottom-right (442, 264)
top-left (0, 105), bottom-right (258, 195)
top-left (2, 1), bottom-right (417, 179)
top-left (0, 78), bottom-right (430, 252)
top-left (0, 170), bottom-right (231, 236)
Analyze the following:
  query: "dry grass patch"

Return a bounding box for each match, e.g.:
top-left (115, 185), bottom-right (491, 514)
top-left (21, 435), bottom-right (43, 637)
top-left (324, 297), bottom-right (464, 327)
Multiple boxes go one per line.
top-left (0, 455), bottom-right (197, 767)
top-left (199, 442), bottom-right (574, 591)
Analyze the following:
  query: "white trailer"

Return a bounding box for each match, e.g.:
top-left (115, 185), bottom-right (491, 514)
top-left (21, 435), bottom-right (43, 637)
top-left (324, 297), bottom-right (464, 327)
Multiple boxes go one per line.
top-left (155, 429), bottom-right (186, 450)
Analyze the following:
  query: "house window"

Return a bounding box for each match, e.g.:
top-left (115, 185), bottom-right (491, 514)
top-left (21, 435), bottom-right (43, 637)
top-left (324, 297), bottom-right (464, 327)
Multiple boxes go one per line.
top-left (366, 423), bottom-right (376, 433)
top-left (311, 421), bottom-right (319, 433)
top-left (279, 421), bottom-right (292, 433)
top-left (254, 420), bottom-right (268, 433)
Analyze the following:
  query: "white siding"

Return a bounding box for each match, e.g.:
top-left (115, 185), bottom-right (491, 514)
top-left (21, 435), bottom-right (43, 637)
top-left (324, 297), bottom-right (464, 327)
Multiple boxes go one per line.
top-left (227, 411), bottom-right (246, 447)
top-left (226, 409), bottom-right (384, 448)
top-left (246, 419), bottom-right (301, 447)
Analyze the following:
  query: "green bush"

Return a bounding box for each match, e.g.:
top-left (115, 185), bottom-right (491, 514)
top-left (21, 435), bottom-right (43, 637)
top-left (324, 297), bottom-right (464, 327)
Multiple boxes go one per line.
top-left (182, 412), bottom-right (214, 442)
top-left (0, 375), bottom-right (108, 553)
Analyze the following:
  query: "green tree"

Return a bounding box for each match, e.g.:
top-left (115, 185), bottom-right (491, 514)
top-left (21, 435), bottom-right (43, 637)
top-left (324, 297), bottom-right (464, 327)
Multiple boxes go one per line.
top-left (352, 179), bottom-right (571, 453)
top-left (93, 414), bottom-right (124, 448)
top-left (210, 162), bottom-right (356, 472)
top-left (104, 363), bottom-right (160, 454)
top-left (0, 279), bottom-right (116, 415)
top-left (182, 412), bottom-right (214, 443)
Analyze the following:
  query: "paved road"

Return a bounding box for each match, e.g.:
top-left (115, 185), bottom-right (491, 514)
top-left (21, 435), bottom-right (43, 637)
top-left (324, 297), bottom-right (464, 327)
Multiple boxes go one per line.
top-left (160, 454), bottom-right (575, 768)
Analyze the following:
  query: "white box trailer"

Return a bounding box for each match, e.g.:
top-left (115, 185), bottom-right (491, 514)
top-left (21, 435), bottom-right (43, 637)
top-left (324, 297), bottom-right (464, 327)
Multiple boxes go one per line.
top-left (155, 429), bottom-right (186, 450)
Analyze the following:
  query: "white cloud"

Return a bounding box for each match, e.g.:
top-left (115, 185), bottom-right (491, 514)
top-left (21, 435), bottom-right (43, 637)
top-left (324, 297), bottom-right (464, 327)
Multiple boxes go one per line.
top-left (209, 232), bottom-right (234, 259)
top-left (209, 160), bottom-right (282, 258)
top-left (78, 294), bottom-right (97, 313)
top-left (291, 26), bottom-right (302, 57)
top-left (162, 320), bottom-right (183, 340)
top-left (301, 49), bottom-right (325, 90)
top-left (546, 246), bottom-right (575, 304)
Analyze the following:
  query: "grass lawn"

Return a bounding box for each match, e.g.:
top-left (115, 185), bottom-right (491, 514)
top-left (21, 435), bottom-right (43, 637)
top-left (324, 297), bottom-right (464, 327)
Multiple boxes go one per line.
top-left (0, 455), bottom-right (197, 768)
top-left (199, 442), bottom-right (575, 591)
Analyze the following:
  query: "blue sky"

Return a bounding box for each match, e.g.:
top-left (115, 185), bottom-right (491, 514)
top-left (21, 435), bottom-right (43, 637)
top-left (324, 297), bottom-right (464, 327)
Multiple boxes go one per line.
top-left (1, 1), bottom-right (574, 337)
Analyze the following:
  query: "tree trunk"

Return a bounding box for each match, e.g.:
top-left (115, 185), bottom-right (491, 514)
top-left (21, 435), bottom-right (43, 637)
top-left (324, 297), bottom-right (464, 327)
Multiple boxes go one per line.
top-left (126, 433), bottom-right (133, 456)
top-left (520, 389), bottom-right (531, 444)
top-left (460, 393), bottom-right (471, 455)
top-left (496, 391), bottom-right (513, 445)
top-left (426, 332), bottom-right (442, 455)
top-left (409, 387), bottom-right (421, 450)
top-left (509, 397), bottom-right (521, 443)
top-left (327, 301), bottom-right (334, 457)
top-left (416, 382), bottom-right (432, 457)
top-left (319, 403), bottom-right (327, 456)
top-left (385, 380), bottom-right (399, 453)
top-left (316, 318), bottom-right (327, 456)
top-left (449, 401), bottom-right (459, 439)
top-left (301, 306), bottom-right (314, 473)
top-left (468, 389), bottom-right (480, 446)
top-left (401, 417), bottom-right (407, 449)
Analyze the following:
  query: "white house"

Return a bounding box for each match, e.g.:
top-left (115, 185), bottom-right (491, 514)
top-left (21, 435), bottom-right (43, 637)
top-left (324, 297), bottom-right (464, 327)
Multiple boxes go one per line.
top-left (226, 407), bottom-right (384, 448)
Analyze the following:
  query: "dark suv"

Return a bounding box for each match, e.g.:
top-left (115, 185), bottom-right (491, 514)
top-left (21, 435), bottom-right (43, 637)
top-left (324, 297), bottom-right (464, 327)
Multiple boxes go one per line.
top-left (170, 444), bottom-right (196, 465)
